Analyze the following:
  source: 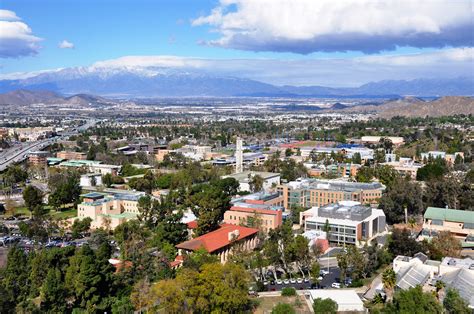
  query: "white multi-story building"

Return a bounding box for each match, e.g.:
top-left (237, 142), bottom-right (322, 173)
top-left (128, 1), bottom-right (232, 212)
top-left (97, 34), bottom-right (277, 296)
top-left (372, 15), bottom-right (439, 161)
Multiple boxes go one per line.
top-left (303, 201), bottom-right (386, 247)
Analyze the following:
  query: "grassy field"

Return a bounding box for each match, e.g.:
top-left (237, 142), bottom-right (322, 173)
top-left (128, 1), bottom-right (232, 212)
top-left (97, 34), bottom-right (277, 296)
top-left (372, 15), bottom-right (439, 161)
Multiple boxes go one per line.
top-left (255, 295), bottom-right (311, 314)
top-left (1, 206), bottom-right (77, 220)
top-left (49, 208), bottom-right (77, 220)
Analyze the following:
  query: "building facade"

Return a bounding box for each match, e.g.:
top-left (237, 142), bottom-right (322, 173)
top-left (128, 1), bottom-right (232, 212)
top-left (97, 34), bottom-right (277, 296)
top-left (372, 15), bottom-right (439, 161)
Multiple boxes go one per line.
top-left (421, 207), bottom-right (474, 242)
top-left (304, 201), bottom-right (386, 246)
top-left (175, 224), bottom-right (259, 263)
top-left (278, 179), bottom-right (384, 209)
top-left (75, 190), bottom-right (145, 229)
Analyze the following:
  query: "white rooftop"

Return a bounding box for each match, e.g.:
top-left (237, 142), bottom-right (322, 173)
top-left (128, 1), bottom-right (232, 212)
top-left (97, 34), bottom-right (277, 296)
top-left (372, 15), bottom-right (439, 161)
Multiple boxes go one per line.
top-left (307, 289), bottom-right (364, 312)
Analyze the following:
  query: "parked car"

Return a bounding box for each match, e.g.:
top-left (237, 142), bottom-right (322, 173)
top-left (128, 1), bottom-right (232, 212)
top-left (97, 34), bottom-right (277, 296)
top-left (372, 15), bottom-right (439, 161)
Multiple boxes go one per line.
top-left (283, 279), bottom-right (290, 284)
top-left (331, 283), bottom-right (341, 289)
top-left (290, 278), bottom-right (296, 284)
top-left (320, 270), bottom-right (330, 276)
top-left (303, 277), bottom-right (310, 283)
top-left (276, 279), bottom-right (283, 285)
top-left (297, 278), bottom-right (303, 283)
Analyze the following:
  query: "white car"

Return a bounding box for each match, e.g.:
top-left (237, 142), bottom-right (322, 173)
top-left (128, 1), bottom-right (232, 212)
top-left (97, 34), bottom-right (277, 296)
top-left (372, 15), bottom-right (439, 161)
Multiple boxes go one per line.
top-left (297, 278), bottom-right (303, 283)
top-left (320, 270), bottom-right (330, 276)
top-left (276, 279), bottom-right (283, 285)
top-left (318, 276), bottom-right (323, 281)
top-left (263, 281), bottom-right (269, 286)
top-left (283, 279), bottom-right (290, 284)
top-left (331, 283), bottom-right (341, 289)
top-left (290, 278), bottom-right (296, 284)
top-left (303, 277), bottom-right (309, 283)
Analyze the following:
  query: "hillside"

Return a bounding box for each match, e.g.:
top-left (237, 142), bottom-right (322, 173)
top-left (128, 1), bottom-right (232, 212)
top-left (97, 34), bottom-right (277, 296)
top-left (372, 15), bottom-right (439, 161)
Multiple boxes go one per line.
top-left (344, 96), bottom-right (474, 118)
top-left (0, 89), bottom-right (114, 106)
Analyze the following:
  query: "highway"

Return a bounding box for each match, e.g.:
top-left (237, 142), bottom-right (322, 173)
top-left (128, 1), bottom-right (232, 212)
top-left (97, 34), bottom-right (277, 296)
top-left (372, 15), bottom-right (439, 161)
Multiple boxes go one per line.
top-left (0, 119), bottom-right (98, 172)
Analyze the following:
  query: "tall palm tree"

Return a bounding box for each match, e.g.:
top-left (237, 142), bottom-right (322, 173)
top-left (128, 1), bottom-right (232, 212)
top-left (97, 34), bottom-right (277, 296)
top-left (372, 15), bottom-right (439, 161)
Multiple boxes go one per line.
top-left (382, 268), bottom-right (396, 301)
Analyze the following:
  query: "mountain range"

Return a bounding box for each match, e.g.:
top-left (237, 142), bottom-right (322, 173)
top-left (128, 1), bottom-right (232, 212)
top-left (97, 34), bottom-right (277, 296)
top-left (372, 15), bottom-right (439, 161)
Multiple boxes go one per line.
top-left (0, 66), bottom-right (472, 98)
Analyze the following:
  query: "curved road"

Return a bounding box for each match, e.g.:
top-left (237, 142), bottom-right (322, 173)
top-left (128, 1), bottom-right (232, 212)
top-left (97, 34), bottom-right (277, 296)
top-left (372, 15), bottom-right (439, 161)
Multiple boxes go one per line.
top-left (0, 119), bottom-right (98, 172)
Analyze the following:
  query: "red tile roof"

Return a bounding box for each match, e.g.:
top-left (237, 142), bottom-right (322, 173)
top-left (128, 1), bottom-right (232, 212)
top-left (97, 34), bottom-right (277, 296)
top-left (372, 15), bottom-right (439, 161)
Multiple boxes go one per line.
top-left (187, 220), bottom-right (198, 229)
top-left (176, 224), bottom-right (258, 253)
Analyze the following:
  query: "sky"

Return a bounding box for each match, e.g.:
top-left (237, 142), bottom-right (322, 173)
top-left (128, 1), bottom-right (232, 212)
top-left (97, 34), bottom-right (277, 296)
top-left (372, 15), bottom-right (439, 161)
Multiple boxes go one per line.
top-left (0, 0), bottom-right (473, 86)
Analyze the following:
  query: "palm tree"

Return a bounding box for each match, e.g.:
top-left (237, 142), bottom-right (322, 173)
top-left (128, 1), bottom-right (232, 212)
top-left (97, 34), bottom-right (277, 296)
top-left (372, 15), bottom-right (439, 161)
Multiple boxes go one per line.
top-left (435, 280), bottom-right (446, 301)
top-left (382, 268), bottom-right (396, 301)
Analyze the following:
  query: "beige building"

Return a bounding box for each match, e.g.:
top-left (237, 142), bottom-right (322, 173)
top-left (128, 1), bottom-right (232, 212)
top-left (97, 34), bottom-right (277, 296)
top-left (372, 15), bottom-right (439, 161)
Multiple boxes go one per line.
top-left (176, 224), bottom-right (259, 264)
top-left (57, 151), bottom-right (87, 160)
top-left (421, 207), bottom-right (474, 241)
top-left (278, 179), bottom-right (384, 209)
top-left (75, 190), bottom-right (145, 230)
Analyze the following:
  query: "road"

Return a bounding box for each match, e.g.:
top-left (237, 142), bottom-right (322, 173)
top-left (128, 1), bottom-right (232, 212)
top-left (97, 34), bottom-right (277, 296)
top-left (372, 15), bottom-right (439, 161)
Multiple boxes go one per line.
top-left (0, 119), bottom-right (98, 172)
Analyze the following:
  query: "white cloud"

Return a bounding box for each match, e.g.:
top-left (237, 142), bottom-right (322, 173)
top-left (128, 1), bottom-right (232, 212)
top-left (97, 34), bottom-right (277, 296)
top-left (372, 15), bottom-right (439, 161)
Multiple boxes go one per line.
top-left (0, 9), bottom-right (20, 21)
top-left (58, 40), bottom-right (75, 49)
top-left (193, 0), bottom-right (474, 54)
top-left (2, 48), bottom-right (472, 87)
top-left (0, 10), bottom-right (42, 58)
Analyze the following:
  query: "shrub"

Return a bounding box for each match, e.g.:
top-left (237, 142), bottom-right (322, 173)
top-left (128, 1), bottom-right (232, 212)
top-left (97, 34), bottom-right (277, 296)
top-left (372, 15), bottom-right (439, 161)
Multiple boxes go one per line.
top-left (281, 287), bottom-right (296, 296)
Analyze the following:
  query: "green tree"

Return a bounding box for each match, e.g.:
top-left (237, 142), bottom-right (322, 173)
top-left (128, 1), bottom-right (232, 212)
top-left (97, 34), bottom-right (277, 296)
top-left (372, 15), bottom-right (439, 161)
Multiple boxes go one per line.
top-left (71, 217), bottom-right (92, 239)
top-left (22, 185), bottom-right (45, 217)
top-left (313, 297), bottom-right (338, 314)
top-left (382, 268), bottom-right (396, 301)
top-left (385, 286), bottom-right (442, 314)
top-left (249, 174), bottom-right (264, 192)
top-left (352, 152), bottom-right (362, 164)
top-left (102, 173), bottom-right (113, 188)
top-left (272, 303), bottom-right (295, 314)
top-left (443, 288), bottom-right (470, 314)
top-left (40, 268), bottom-right (66, 312)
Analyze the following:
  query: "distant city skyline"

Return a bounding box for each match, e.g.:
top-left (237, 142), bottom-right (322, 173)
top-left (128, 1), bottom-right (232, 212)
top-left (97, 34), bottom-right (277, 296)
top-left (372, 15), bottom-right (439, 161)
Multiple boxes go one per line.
top-left (1, 0), bottom-right (473, 86)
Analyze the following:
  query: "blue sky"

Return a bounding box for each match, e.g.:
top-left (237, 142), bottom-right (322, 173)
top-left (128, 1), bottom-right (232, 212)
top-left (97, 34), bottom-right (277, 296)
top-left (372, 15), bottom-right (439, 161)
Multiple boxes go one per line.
top-left (1, 0), bottom-right (473, 86)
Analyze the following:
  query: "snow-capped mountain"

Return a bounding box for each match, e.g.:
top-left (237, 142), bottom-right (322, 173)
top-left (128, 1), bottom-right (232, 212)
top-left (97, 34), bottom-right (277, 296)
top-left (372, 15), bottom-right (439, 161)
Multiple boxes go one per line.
top-left (0, 65), bottom-right (472, 98)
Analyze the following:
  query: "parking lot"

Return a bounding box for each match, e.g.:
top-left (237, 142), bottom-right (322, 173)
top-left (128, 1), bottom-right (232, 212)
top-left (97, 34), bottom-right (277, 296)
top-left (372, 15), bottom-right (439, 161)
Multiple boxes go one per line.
top-left (261, 266), bottom-right (341, 291)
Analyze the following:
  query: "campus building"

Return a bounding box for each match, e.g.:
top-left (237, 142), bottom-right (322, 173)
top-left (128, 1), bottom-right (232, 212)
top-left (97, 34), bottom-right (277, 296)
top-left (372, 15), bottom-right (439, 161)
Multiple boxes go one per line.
top-left (278, 179), bottom-right (384, 209)
top-left (28, 151), bottom-right (49, 166)
top-left (223, 171), bottom-right (281, 192)
top-left (393, 254), bottom-right (474, 308)
top-left (75, 190), bottom-right (145, 230)
top-left (175, 224), bottom-right (259, 263)
top-left (56, 151), bottom-right (87, 160)
top-left (420, 151), bottom-right (464, 165)
top-left (420, 207), bottom-right (474, 245)
top-left (303, 201), bottom-right (386, 246)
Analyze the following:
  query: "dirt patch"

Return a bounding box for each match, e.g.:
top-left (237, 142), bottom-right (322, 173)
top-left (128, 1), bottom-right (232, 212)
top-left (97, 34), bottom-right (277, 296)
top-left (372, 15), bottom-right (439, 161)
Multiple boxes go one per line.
top-left (255, 295), bottom-right (311, 314)
top-left (0, 247), bottom-right (8, 268)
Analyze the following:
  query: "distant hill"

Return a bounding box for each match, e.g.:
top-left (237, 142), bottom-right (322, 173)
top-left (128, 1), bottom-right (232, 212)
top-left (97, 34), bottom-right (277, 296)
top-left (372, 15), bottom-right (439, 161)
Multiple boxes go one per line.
top-left (343, 96), bottom-right (474, 118)
top-left (0, 65), bottom-right (472, 97)
top-left (0, 89), bottom-right (113, 106)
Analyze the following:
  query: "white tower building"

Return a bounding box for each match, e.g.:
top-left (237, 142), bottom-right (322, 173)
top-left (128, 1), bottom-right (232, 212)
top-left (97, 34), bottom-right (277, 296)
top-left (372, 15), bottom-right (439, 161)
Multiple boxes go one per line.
top-left (235, 137), bottom-right (243, 173)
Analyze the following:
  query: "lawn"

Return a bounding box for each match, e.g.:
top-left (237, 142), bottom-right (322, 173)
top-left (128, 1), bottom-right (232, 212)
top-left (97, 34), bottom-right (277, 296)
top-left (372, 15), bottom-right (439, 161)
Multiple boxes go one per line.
top-left (255, 295), bottom-right (311, 314)
top-left (49, 208), bottom-right (77, 220)
top-left (1, 206), bottom-right (77, 220)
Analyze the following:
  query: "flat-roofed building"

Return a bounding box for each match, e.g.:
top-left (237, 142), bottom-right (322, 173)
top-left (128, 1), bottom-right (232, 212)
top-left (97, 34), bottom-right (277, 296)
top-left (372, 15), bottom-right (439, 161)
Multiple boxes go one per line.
top-left (176, 224), bottom-right (259, 263)
top-left (223, 171), bottom-right (280, 192)
top-left (304, 201), bottom-right (386, 246)
top-left (307, 290), bottom-right (365, 312)
top-left (360, 136), bottom-right (404, 146)
top-left (75, 190), bottom-right (145, 230)
top-left (28, 151), bottom-right (49, 166)
top-left (224, 205), bottom-right (283, 233)
top-left (57, 151), bottom-right (87, 160)
top-left (421, 207), bottom-right (474, 240)
top-left (89, 163), bottom-right (121, 175)
top-left (420, 151), bottom-right (464, 165)
top-left (278, 179), bottom-right (384, 209)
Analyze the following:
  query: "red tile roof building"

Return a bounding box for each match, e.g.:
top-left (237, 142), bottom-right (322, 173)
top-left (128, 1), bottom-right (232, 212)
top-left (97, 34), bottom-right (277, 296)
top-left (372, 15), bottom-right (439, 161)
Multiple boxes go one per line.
top-left (176, 224), bottom-right (259, 263)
